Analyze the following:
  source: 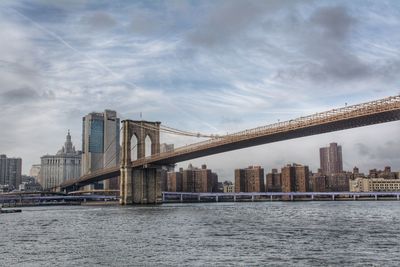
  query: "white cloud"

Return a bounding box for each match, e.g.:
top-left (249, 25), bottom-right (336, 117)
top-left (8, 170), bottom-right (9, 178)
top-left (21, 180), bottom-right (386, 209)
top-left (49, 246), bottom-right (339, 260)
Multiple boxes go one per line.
top-left (0, 0), bottom-right (399, 177)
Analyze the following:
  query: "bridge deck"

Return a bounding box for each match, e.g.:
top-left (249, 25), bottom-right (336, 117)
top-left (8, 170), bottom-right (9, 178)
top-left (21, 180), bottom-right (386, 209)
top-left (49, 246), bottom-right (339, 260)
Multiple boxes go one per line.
top-left (60, 95), bottom-right (400, 190)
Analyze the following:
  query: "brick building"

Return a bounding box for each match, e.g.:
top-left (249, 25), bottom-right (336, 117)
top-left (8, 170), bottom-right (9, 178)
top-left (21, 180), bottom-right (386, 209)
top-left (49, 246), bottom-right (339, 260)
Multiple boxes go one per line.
top-left (281, 164), bottom-right (309, 192)
top-left (167, 164), bottom-right (218, 192)
top-left (320, 143), bottom-right (343, 175)
top-left (234, 166), bottom-right (265, 192)
top-left (266, 168), bottom-right (282, 192)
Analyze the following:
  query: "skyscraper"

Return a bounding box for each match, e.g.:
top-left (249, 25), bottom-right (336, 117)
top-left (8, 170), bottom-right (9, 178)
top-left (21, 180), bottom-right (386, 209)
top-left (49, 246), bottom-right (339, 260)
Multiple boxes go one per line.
top-left (0, 154), bottom-right (22, 190)
top-left (319, 143), bottom-right (343, 175)
top-left (39, 131), bottom-right (82, 189)
top-left (81, 110), bottom-right (120, 189)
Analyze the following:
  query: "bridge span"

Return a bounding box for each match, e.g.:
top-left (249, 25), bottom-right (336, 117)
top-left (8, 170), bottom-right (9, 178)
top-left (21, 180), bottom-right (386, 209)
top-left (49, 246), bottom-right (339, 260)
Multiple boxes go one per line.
top-left (58, 95), bottom-right (400, 203)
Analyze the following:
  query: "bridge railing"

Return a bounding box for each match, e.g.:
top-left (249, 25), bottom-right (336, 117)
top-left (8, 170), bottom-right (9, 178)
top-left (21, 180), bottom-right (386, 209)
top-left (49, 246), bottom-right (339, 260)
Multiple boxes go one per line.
top-left (145, 95), bottom-right (400, 163)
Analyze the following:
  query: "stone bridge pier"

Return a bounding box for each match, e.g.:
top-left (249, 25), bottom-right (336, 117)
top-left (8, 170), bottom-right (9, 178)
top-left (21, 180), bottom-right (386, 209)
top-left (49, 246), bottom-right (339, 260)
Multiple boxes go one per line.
top-left (120, 120), bottom-right (163, 204)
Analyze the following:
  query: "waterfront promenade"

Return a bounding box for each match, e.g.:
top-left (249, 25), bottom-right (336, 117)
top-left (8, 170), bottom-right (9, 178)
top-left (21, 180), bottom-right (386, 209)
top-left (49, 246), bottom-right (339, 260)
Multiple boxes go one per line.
top-left (163, 191), bottom-right (400, 202)
top-left (2, 191), bottom-right (400, 206)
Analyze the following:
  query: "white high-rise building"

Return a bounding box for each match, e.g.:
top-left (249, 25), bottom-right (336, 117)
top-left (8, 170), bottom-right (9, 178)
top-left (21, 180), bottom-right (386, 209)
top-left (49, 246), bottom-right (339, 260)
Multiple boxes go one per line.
top-left (39, 131), bottom-right (82, 189)
top-left (81, 110), bottom-right (120, 190)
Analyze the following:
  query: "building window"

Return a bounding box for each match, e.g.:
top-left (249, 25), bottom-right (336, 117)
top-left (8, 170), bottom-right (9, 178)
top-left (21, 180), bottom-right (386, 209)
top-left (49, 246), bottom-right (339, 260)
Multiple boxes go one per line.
top-left (89, 119), bottom-right (104, 153)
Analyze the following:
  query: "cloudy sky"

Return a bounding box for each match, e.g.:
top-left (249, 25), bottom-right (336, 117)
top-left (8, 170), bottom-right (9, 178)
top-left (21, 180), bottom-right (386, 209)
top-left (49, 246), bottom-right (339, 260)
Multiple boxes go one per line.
top-left (0, 0), bottom-right (399, 179)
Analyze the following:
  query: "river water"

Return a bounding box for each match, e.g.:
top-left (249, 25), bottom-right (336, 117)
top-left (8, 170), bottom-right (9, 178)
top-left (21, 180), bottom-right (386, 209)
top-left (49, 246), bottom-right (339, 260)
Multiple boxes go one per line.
top-left (1, 201), bottom-right (400, 266)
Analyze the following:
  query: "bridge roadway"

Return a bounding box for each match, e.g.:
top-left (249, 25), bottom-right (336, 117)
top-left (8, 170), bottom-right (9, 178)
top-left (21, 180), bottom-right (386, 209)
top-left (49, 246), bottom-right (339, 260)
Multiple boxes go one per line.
top-left (60, 95), bottom-right (400, 190)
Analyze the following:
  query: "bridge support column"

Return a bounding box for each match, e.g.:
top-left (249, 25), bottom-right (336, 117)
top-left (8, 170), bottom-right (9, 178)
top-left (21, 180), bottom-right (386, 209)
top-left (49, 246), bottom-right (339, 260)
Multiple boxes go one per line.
top-left (270, 195), bottom-right (273, 201)
top-left (353, 194), bottom-right (356, 200)
top-left (332, 194), bottom-right (335, 201)
top-left (120, 120), bottom-right (162, 205)
top-left (131, 167), bottom-right (162, 204)
top-left (234, 195), bottom-right (236, 202)
top-left (120, 166), bottom-right (132, 205)
top-left (216, 195), bottom-right (219, 202)
top-left (375, 194), bottom-right (378, 201)
top-left (397, 194), bottom-right (399, 201)
top-left (180, 194), bottom-right (183, 203)
top-left (198, 195), bottom-right (201, 202)
top-left (251, 195), bottom-right (254, 202)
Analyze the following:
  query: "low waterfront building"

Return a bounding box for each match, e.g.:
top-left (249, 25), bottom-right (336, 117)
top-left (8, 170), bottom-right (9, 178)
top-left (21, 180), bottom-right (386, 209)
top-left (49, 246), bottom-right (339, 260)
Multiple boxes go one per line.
top-left (368, 166), bottom-right (398, 179)
top-left (365, 178), bottom-right (400, 192)
top-left (349, 177), bottom-right (364, 192)
top-left (327, 172), bottom-right (351, 191)
top-left (310, 173), bottom-right (327, 192)
top-left (350, 177), bottom-right (400, 192)
top-left (19, 176), bottom-right (42, 191)
top-left (223, 181), bottom-right (234, 193)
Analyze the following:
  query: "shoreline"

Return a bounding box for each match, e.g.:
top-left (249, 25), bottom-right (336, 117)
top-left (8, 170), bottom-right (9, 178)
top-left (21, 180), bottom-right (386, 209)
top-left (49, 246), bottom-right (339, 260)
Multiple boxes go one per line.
top-left (3, 197), bottom-right (400, 207)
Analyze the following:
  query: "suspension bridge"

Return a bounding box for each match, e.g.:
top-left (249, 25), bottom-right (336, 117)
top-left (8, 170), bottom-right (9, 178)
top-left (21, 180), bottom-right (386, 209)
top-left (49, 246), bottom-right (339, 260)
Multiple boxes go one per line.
top-left (56, 95), bottom-right (400, 204)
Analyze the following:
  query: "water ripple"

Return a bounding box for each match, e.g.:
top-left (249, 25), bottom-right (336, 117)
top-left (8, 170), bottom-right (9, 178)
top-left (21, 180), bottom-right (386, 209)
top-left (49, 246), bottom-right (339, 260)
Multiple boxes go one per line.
top-left (1, 202), bottom-right (400, 266)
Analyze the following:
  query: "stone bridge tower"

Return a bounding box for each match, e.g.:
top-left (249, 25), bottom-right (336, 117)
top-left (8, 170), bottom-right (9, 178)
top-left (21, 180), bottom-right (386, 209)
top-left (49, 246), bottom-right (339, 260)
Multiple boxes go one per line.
top-left (120, 120), bottom-right (162, 204)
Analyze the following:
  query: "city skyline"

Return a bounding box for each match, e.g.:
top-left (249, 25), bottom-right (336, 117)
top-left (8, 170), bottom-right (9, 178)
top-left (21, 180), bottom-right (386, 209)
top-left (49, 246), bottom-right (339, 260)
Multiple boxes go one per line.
top-left (1, 1), bottom-right (400, 266)
top-left (0, 1), bottom-right (399, 177)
